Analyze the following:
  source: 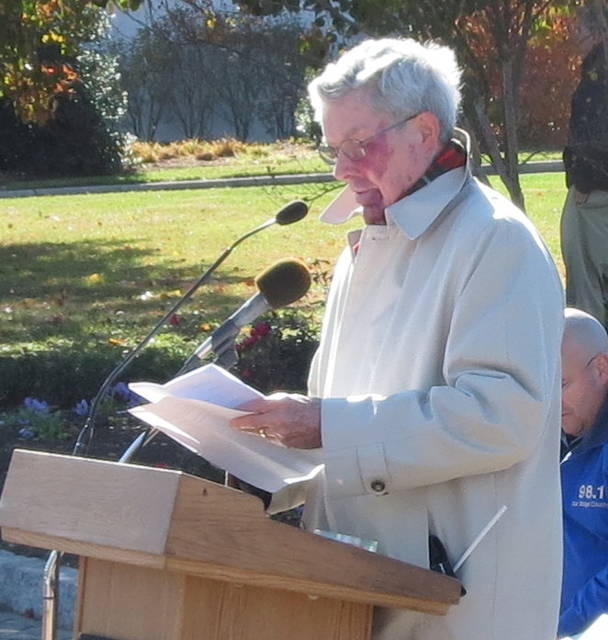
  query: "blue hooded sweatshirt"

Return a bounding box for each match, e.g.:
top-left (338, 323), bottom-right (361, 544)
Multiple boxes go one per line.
top-left (559, 399), bottom-right (608, 637)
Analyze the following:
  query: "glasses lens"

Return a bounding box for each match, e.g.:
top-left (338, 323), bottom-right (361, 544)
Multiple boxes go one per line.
top-left (340, 140), bottom-right (365, 161)
top-left (318, 145), bottom-right (337, 165)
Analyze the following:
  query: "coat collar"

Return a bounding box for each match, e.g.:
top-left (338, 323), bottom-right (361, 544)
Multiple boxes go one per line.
top-left (319, 128), bottom-right (471, 240)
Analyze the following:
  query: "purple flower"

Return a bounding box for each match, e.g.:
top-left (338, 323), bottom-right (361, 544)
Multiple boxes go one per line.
top-left (23, 397), bottom-right (49, 413)
top-left (111, 382), bottom-right (144, 407)
top-left (73, 399), bottom-right (89, 417)
top-left (18, 427), bottom-right (35, 440)
top-left (111, 382), bottom-right (131, 401)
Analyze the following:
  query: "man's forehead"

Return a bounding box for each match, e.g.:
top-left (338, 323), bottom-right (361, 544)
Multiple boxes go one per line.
top-left (322, 94), bottom-right (390, 142)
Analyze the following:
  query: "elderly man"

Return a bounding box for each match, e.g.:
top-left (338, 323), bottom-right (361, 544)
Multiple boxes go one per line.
top-left (559, 308), bottom-right (608, 638)
top-left (232, 38), bottom-right (564, 639)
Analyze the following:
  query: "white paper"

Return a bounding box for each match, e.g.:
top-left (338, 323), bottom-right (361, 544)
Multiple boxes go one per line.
top-left (129, 364), bottom-right (323, 493)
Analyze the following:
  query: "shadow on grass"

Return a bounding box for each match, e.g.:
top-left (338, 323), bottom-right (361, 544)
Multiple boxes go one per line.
top-left (0, 238), bottom-right (251, 347)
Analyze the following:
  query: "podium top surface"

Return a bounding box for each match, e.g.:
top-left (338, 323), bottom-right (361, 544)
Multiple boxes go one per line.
top-left (0, 449), bottom-right (461, 614)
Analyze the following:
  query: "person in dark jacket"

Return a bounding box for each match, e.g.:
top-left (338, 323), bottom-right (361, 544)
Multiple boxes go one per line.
top-left (561, 6), bottom-right (608, 328)
top-left (559, 307), bottom-right (608, 637)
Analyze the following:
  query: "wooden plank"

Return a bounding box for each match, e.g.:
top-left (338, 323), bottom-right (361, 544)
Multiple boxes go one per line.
top-left (166, 474), bottom-right (461, 613)
top-left (1, 528), bottom-right (165, 570)
top-left (76, 558), bottom-right (372, 640)
top-left (166, 556), bottom-right (452, 615)
top-left (180, 575), bottom-right (373, 640)
top-left (76, 558), bottom-right (185, 640)
top-left (0, 450), bottom-right (181, 556)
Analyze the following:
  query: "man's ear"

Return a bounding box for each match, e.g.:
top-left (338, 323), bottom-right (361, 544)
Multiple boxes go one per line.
top-left (414, 111), bottom-right (442, 148)
top-left (593, 353), bottom-right (608, 383)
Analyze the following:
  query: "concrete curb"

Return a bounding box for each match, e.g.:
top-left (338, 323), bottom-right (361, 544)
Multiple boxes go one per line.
top-left (0, 161), bottom-right (564, 199)
top-left (0, 172), bottom-right (336, 199)
top-left (0, 550), bottom-right (76, 630)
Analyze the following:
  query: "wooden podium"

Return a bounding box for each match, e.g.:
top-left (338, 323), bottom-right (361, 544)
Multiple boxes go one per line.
top-left (0, 449), bottom-right (461, 640)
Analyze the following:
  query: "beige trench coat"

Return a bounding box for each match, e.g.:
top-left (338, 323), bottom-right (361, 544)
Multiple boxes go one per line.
top-left (277, 163), bottom-right (564, 640)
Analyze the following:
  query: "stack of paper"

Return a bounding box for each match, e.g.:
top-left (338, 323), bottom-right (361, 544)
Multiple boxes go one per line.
top-left (129, 364), bottom-right (323, 494)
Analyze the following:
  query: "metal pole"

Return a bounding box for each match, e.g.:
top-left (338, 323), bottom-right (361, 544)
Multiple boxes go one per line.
top-left (41, 549), bottom-right (60, 640)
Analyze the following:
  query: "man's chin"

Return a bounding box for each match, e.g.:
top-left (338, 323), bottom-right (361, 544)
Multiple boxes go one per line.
top-left (562, 422), bottom-right (583, 438)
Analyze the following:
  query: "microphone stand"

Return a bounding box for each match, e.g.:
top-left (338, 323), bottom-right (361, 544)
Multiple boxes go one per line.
top-left (42, 218), bottom-right (280, 640)
top-left (72, 217), bottom-right (278, 459)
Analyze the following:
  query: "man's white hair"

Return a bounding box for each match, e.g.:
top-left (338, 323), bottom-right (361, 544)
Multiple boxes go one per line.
top-left (308, 38), bottom-right (462, 143)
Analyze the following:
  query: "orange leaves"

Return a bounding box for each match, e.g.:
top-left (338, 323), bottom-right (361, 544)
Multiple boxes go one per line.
top-left (2, 0), bottom-right (102, 125)
top-left (37, 1), bottom-right (62, 20)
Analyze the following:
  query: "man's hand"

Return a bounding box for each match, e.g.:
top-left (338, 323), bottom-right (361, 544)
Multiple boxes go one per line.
top-left (230, 393), bottom-right (321, 449)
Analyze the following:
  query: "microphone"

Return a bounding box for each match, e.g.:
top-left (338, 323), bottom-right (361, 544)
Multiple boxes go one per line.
top-left (275, 200), bottom-right (308, 225)
top-left (72, 200), bottom-right (308, 457)
top-left (124, 258), bottom-right (311, 462)
top-left (192, 258), bottom-right (311, 362)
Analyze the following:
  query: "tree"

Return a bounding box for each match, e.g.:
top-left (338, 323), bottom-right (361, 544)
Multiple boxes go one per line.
top-left (116, 2), bottom-right (309, 141)
top-left (0, 0), bottom-right (141, 125)
top-left (236, 0), bottom-right (579, 210)
top-left (114, 29), bottom-right (176, 140)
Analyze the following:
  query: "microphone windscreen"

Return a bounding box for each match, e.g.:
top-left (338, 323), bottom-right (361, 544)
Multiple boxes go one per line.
top-left (275, 200), bottom-right (308, 225)
top-left (255, 258), bottom-right (311, 308)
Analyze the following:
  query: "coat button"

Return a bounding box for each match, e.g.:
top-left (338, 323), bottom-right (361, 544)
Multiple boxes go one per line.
top-left (370, 479), bottom-right (386, 493)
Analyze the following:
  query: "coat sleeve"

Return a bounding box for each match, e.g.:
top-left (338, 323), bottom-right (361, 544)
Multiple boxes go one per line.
top-left (558, 568), bottom-right (608, 637)
top-left (320, 217), bottom-right (564, 499)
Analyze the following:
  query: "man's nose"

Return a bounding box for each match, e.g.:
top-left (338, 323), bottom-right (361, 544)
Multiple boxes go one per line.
top-left (333, 152), bottom-right (357, 181)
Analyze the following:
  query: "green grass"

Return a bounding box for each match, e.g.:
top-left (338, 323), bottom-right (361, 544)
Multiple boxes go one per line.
top-left (0, 172), bottom-right (568, 407)
top-left (0, 182), bottom-right (349, 356)
top-left (490, 171), bottom-right (566, 263)
top-left (1, 172), bottom-right (567, 354)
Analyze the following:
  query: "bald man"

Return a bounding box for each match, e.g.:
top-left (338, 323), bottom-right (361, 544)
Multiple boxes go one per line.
top-left (559, 308), bottom-right (608, 637)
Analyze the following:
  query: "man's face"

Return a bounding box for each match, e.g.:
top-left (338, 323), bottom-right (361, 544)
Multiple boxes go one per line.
top-left (561, 344), bottom-right (607, 437)
top-left (321, 88), bottom-right (440, 224)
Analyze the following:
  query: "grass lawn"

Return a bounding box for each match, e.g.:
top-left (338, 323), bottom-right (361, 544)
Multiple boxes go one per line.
top-left (490, 171), bottom-right (566, 264)
top-left (0, 172), bottom-right (567, 363)
top-left (0, 182), bottom-right (349, 355)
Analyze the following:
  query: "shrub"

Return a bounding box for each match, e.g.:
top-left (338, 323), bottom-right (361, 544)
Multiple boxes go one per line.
top-left (233, 308), bottom-right (320, 395)
top-left (0, 309), bottom-right (320, 409)
top-left (0, 344), bottom-right (186, 410)
top-left (0, 71), bottom-right (125, 178)
top-left (0, 7), bottom-right (128, 180)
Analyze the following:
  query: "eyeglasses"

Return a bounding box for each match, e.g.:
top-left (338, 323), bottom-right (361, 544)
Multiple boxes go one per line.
top-left (318, 113), bottom-right (420, 166)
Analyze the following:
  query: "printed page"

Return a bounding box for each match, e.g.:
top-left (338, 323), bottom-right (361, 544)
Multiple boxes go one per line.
top-left (129, 364), bottom-right (323, 494)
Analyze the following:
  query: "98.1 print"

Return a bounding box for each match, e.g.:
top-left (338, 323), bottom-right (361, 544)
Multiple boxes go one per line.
top-left (578, 484), bottom-right (606, 500)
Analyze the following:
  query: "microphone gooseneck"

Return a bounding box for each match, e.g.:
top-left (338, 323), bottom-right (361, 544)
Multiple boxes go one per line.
top-left (72, 202), bottom-right (308, 458)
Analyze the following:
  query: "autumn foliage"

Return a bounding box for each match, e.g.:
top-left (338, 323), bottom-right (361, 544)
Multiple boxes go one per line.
top-left (463, 8), bottom-right (580, 150)
top-left (518, 14), bottom-right (581, 148)
top-left (0, 0), bottom-right (139, 125)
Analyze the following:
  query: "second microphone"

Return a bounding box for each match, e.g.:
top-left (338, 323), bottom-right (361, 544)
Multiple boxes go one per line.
top-left (192, 258), bottom-right (311, 362)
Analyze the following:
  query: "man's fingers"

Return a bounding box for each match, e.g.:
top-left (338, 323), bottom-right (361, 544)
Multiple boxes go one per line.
top-left (231, 412), bottom-right (268, 431)
top-left (235, 397), bottom-right (271, 413)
